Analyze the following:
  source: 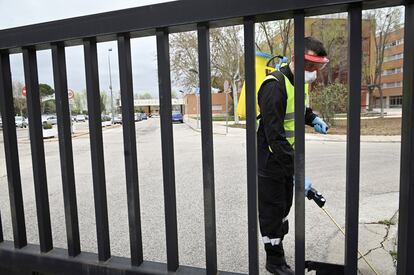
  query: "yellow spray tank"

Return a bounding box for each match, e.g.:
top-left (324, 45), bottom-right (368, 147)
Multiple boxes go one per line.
top-left (237, 51), bottom-right (278, 120)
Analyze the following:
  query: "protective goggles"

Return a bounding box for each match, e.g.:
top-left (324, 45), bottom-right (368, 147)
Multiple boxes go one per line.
top-left (304, 54), bottom-right (329, 72)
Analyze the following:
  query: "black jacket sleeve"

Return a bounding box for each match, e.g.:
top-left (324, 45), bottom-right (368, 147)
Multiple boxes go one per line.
top-left (258, 80), bottom-right (294, 175)
top-left (305, 107), bottom-right (317, 126)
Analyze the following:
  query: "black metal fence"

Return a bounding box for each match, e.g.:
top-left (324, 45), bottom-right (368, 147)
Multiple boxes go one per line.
top-left (0, 0), bottom-right (413, 274)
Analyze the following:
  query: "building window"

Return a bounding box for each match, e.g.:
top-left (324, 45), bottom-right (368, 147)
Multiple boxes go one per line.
top-left (384, 38), bottom-right (404, 49)
top-left (212, 105), bottom-right (223, 111)
top-left (384, 53), bottom-right (404, 62)
top-left (374, 96), bottom-right (387, 108)
top-left (382, 81), bottom-right (403, 89)
top-left (389, 95), bottom-right (403, 108)
top-left (382, 67), bottom-right (403, 76)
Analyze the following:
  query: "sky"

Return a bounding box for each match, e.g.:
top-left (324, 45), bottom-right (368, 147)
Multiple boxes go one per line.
top-left (0, 0), bottom-right (177, 98)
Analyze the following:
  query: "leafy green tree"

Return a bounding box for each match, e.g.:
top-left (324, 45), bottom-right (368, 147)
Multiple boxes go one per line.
top-left (310, 82), bottom-right (348, 125)
top-left (12, 81), bottom-right (26, 116)
top-left (13, 97), bottom-right (27, 116)
top-left (138, 92), bottom-right (153, 99)
top-left (39, 84), bottom-right (54, 98)
top-left (171, 91), bottom-right (177, 99)
top-left (38, 83), bottom-right (55, 114)
top-left (72, 91), bottom-right (87, 114)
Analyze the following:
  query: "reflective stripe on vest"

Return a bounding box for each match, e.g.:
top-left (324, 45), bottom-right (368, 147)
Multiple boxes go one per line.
top-left (259, 73), bottom-right (309, 150)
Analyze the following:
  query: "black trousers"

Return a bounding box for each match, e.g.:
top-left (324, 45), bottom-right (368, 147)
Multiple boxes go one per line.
top-left (258, 175), bottom-right (294, 265)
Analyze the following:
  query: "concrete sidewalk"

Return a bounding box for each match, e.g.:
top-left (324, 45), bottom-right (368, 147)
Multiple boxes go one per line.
top-left (185, 117), bottom-right (399, 274)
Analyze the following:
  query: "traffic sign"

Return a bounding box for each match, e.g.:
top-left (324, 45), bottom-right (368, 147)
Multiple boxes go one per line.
top-left (22, 86), bottom-right (26, 97)
top-left (68, 89), bottom-right (75, 99)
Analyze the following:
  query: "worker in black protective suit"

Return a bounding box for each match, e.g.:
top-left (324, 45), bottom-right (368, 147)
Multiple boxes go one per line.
top-left (257, 37), bottom-right (329, 275)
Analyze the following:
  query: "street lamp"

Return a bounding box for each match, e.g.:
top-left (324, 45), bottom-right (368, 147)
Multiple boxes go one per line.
top-left (108, 48), bottom-right (115, 124)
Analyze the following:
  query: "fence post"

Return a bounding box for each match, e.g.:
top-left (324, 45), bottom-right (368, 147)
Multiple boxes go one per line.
top-left (23, 47), bottom-right (53, 253)
top-left (0, 52), bottom-right (27, 249)
top-left (397, 2), bottom-right (414, 274)
top-left (344, 5), bottom-right (362, 275)
top-left (294, 11), bottom-right (306, 275)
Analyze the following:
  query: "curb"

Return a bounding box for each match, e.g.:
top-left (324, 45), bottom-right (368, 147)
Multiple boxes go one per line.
top-left (184, 121), bottom-right (227, 136)
top-left (306, 135), bottom-right (401, 143)
top-left (16, 124), bottom-right (122, 144)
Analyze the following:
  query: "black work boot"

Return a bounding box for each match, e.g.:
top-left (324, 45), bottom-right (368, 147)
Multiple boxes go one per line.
top-left (265, 262), bottom-right (294, 275)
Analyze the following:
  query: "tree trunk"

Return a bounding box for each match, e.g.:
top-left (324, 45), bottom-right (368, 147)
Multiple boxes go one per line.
top-left (368, 90), bottom-right (374, 111)
top-left (379, 87), bottom-right (384, 117)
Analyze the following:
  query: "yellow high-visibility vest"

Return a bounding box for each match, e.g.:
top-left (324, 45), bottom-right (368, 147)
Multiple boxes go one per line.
top-left (260, 72), bottom-right (309, 149)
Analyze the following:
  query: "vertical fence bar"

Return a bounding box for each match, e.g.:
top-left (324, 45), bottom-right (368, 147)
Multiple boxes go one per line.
top-left (294, 12), bottom-right (305, 275)
top-left (397, 3), bottom-right (414, 275)
top-left (197, 23), bottom-right (218, 275)
top-left (244, 18), bottom-right (259, 275)
top-left (83, 38), bottom-right (111, 261)
top-left (22, 47), bottom-right (53, 253)
top-left (51, 42), bottom-right (81, 257)
top-left (345, 5), bottom-right (362, 275)
top-left (0, 209), bottom-right (3, 242)
top-left (0, 52), bottom-right (27, 248)
top-left (117, 33), bottom-right (143, 266)
top-left (156, 28), bottom-right (179, 272)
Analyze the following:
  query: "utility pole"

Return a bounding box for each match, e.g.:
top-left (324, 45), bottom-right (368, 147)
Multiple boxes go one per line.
top-left (108, 48), bottom-right (115, 124)
top-left (232, 76), bottom-right (240, 124)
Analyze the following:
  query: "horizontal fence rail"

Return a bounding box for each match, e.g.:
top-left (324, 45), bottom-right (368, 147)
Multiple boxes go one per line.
top-left (0, 0), bottom-right (406, 52)
top-left (0, 0), bottom-right (413, 275)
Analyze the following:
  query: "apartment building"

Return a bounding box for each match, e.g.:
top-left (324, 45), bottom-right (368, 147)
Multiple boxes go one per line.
top-left (372, 27), bottom-right (404, 109)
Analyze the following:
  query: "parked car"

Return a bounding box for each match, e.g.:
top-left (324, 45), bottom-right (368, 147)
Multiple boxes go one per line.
top-left (101, 114), bottom-right (112, 122)
top-left (75, 114), bottom-right (86, 122)
top-left (114, 115), bottom-right (122, 124)
top-left (15, 116), bottom-right (28, 128)
top-left (0, 117), bottom-right (3, 128)
top-left (135, 113), bottom-right (142, 122)
top-left (141, 113), bottom-right (148, 120)
top-left (42, 115), bottom-right (57, 125)
top-left (172, 111), bottom-right (184, 123)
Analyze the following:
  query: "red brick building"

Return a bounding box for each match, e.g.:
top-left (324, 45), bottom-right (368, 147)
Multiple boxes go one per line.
top-left (370, 27), bottom-right (404, 109)
top-left (183, 92), bottom-right (232, 116)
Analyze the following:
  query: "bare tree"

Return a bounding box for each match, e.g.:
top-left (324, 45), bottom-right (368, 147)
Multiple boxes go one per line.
top-left (308, 18), bottom-right (347, 85)
top-left (170, 31), bottom-right (199, 90)
top-left (256, 20), bottom-right (293, 58)
top-left (170, 26), bottom-right (244, 123)
top-left (210, 26), bottom-right (244, 123)
top-left (365, 7), bottom-right (402, 114)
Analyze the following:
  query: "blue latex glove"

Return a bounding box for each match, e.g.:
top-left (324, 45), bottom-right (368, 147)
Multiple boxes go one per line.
top-left (312, 117), bottom-right (328, 134)
top-left (293, 176), bottom-right (313, 197)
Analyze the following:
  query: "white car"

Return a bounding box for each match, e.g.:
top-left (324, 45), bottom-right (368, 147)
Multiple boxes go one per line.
top-left (15, 116), bottom-right (28, 128)
top-left (75, 115), bottom-right (86, 122)
top-left (42, 115), bottom-right (57, 125)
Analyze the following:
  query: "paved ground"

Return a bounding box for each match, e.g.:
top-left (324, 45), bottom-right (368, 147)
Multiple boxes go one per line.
top-left (0, 118), bottom-right (401, 274)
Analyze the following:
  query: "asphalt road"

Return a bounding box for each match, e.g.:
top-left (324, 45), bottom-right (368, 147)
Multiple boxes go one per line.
top-left (0, 118), bottom-right (401, 274)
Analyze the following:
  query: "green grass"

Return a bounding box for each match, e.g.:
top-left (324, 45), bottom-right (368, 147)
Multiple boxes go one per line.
top-left (389, 250), bottom-right (397, 261)
top-left (378, 219), bottom-right (396, 226)
top-left (228, 124), bottom-right (246, 129)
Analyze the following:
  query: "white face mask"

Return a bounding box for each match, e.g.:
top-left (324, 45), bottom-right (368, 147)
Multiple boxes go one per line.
top-left (304, 70), bottom-right (317, 83)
